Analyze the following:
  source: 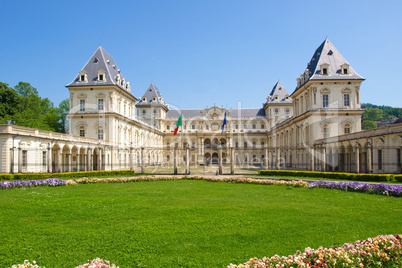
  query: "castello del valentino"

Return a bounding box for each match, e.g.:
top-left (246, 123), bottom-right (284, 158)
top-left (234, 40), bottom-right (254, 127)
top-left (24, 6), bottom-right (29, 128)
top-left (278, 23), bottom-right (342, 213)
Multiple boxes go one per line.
top-left (0, 39), bottom-right (401, 174)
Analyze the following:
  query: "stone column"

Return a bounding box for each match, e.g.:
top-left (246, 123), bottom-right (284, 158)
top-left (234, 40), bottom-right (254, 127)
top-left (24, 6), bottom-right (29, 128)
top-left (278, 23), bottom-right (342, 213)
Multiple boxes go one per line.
top-left (264, 146), bottom-right (269, 169)
top-left (57, 148), bottom-right (62, 173)
top-left (174, 145), bottom-right (177, 175)
top-left (18, 147), bottom-right (22, 173)
top-left (186, 146), bottom-right (190, 175)
top-left (67, 153), bottom-right (72, 172)
top-left (310, 147), bottom-right (315, 171)
top-left (76, 152), bottom-right (80, 172)
top-left (367, 143), bottom-right (372, 173)
top-left (98, 149), bottom-right (102, 171)
top-left (141, 147), bottom-right (145, 174)
top-left (276, 148), bottom-right (281, 170)
top-left (230, 147), bottom-right (234, 175)
top-left (10, 147), bottom-right (15, 174)
top-left (47, 146), bottom-right (52, 173)
top-left (321, 146), bottom-right (326, 172)
top-left (218, 145), bottom-right (223, 175)
top-left (355, 143), bottom-right (360, 174)
top-left (87, 148), bottom-right (92, 171)
top-left (130, 146), bottom-right (134, 170)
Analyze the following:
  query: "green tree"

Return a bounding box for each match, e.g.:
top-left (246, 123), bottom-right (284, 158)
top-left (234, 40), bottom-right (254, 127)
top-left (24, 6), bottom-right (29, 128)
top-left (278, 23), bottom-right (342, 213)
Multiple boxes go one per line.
top-left (363, 108), bottom-right (383, 121)
top-left (56, 99), bottom-right (70, 133)
top-left (0, 82), bottom-right (20, 121)
top-left (362, 120), bottom-right (377, 130)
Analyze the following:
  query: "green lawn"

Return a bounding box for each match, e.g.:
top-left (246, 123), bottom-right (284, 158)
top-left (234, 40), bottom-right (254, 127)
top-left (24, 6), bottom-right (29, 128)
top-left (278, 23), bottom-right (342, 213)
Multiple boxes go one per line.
top-left (0, 180), bottom-right (401, 268)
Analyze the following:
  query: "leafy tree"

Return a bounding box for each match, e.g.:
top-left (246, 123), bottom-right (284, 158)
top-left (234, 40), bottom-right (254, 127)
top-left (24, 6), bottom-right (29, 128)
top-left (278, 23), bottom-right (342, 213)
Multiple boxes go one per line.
top-left (362, 108), bottom-right (383, 121)
top-left (0, 82), bottom-right (20, 120)
top-left (362, 120), bottom-right (377, 130)
top-left (56, 99), bottom-right (70, 133)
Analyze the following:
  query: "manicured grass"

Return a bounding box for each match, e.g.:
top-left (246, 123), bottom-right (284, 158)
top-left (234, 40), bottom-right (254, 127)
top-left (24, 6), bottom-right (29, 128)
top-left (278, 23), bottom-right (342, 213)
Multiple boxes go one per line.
top-left (0, 180), bottom-right (401, 267)
top-left (250, 174), bottom-right (402, 184)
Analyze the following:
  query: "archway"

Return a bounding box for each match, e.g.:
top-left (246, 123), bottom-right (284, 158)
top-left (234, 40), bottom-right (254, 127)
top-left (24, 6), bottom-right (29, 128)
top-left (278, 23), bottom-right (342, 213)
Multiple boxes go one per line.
top-left (204, 153), bottom-right (211, 165)
top-left (204, 139), bottom-right (211, 149)
top-left (212, 152), bottom-right (219, 164)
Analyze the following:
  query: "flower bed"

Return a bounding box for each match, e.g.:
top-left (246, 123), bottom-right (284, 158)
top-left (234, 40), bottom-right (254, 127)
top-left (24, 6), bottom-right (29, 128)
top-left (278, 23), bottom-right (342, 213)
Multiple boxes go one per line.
top-left (0, 178), bottom-right (67, 189)
top-left (11, 258), bottom-right (118, 268)
top-left (67, 175), bottom-right (310, 188)
top-left (228, 234), bottom-right (402, 268)
top-left (308, 180), bottom-right (402, 197)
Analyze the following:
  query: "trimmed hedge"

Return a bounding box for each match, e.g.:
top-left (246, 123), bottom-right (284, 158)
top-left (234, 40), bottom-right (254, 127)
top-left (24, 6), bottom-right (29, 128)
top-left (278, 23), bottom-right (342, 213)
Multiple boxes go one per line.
top-left (0, 174), bottom-right (13, 181)
top-left (12, 170), bottom-right (135, 181)
top-left (258, 170), bottom-right (396, 182)
top-left (396, 175), bottom-right (402, 182)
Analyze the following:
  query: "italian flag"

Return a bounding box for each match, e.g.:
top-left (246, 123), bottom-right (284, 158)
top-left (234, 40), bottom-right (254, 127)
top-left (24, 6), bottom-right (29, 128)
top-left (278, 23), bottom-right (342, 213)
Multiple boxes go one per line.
top-left (173, 113), bottom-right (182, 135)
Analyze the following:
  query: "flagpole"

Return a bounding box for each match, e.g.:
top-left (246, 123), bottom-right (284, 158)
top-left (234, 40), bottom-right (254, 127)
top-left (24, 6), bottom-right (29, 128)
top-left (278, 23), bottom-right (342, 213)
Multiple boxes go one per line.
top-left (180, 114), bottom-right (183, 171)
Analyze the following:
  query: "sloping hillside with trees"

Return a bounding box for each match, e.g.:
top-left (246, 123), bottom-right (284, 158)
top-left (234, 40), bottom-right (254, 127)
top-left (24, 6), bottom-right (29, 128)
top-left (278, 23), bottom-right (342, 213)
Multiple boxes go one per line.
top-left (361, 103), bottom-right (402, 130)
top-left (0, 82), bottom-right (69, 133)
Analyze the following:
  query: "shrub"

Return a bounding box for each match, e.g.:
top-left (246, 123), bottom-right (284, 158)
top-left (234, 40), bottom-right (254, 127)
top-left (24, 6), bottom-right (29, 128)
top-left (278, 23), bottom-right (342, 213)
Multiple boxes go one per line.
top-left (258, 170), bottom-right (395, 182)
top-left (395, 175), bottom-right (402, 182)
top-left (12, 170), bottom-right (135, 181)
top-left (0, 174), bottom-right (13, 181)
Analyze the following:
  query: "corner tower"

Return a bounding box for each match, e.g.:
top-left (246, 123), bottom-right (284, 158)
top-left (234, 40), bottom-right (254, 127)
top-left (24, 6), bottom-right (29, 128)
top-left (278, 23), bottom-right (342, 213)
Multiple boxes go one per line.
top-left (136, 83), bottom-right (169, 129)
top-left (66, 46), bottom-right (137, 142)
top-left (291, 38), bottom-right (365, 143)
top-left (263, 81), bottom-right (293, 129)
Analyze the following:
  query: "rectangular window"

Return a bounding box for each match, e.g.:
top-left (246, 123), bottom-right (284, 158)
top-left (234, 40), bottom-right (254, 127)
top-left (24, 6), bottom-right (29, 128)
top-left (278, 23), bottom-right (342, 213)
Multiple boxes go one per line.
top-left (206, 125), bottom-right (209, 130)
top-left (261, 142), bottom-right (265, 148)
top-left (235, 142), bottom-right (239, 148)
top-left (99, 74), bottom-right (104, 81)
top-left (192, 142), bottom-right (195, 148)
top-left (343, 68), bottom-right (348, 74)
top-left (244, 142), bottom-right (247, 148)
top-left (80, 75), bottom-right (85, 81)
top-left (22, 150), bottom-right (27, 167)
top-left (192, 125), bottom-right (195, 129)
top-left (184, 125), bottom-right (187, 130)
top-left (252, 124), bottom-right (256, 129)
top-left (42, 151), bottom-right (46, 167)
top-left (244, 124), bottom-right (247, 129)
top-left (166, 125), bottom-right (170, 130)
top-left (344, 127), bottom-right (350, 134)
top-left (324, 127), bottom-right (329, 139)
top-left (275, 109), bottom-right (279, 113)
top-left (98, 99), bottom-right (104, 110)
top-left (344, 94), bottom-right (350, 107)
top-left (323, 94), bottom-right (329, 108)
top-left (235, 124), bottom-right (239, 129)
top-left (98, 129), bottom-right (104, 140)
top-left (79, 129), bottom-right (85, 137)
top-left (80, 99), bottom-right (85, 111)
top-left (322, 68), bottom-right (328, 75)
top-left (378, 150), bottom-right (383, 170)
top-left (167, 155), bottom-right (170, 162)
top-left (261, 124), bottom-right (265, 129)
top-left (166, 142), bottom-right (170, 148)
top-left (253, 142), bottom-right (256, 148)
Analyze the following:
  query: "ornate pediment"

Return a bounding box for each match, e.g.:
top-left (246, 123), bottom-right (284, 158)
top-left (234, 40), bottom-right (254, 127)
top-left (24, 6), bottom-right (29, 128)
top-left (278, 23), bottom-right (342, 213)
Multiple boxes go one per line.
top-left (205, 106), bottom-right (225, 119)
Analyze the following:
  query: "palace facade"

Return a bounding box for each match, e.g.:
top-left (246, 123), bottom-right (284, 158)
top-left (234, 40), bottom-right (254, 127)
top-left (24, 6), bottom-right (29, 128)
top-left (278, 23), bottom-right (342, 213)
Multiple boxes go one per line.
top-left (1, 39), bottom-right (401, 174)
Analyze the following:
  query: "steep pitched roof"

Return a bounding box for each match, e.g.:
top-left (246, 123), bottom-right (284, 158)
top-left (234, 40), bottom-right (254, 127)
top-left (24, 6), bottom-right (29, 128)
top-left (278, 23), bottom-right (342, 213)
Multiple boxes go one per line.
top-left (266, 80), bottom-right (293, 104)
top-left (166, 108), bottom-right (265, 119)
top-left (305, 38), bottom-right (364, 81)
top-left (137, 83), bottom-right (168, 109)
top-left (67, 46), bottom-right (134, 95)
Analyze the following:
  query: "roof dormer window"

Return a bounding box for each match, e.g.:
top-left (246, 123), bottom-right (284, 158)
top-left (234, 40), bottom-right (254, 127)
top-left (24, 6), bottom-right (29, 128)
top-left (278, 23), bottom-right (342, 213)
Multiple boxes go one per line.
top-left (320, 63), bottom-right (330, 75)
top-left (142, 97), bottom-right (146, 102)
top-left (98, 70), bottom-right (105, 81)
top-left (341, 63), bottom-right (350, 75)
top-left (152, 97), bottom-right (156, 102)
top-left (79, 71), bottom-right (87, 82)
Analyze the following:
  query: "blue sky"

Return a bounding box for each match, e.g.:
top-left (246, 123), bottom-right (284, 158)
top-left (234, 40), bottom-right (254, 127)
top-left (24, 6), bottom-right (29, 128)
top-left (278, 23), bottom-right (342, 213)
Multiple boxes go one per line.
top-left (1, 0), bottom-right (401, 109)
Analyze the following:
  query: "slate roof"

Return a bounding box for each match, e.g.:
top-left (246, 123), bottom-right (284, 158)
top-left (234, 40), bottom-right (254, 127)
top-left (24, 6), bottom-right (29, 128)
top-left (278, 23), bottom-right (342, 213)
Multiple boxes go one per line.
top-left (265, 81), bottom-right (293, 104)
top-left (166, 108), bottom-right (265, 119)
top-left (305, 38), bottom-right (364, 81)
top-left (137, 83), bottom-right (168, 108)
top-left (67, 46), bottom-right (134, 96)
